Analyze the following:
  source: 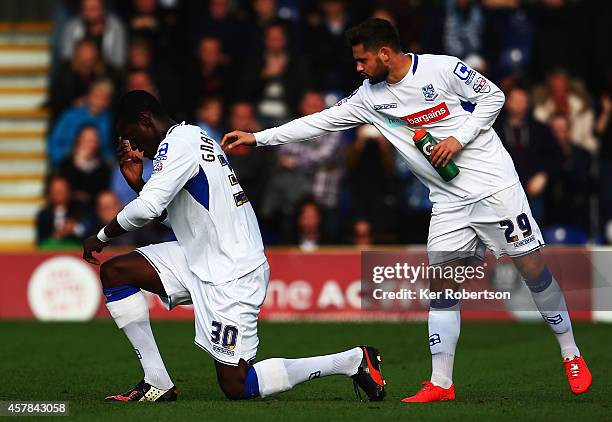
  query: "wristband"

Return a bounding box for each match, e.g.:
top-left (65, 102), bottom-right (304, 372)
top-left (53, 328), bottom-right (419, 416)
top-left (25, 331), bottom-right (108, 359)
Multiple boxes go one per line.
top-left (97, 227), bottom-right (110, 243)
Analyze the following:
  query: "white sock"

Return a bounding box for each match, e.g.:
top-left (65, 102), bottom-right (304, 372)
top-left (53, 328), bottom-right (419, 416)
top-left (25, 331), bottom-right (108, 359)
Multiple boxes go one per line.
top-left (526, 273), bottom-right (580, 359)
top-left (252, 347), bottom-right (363, 397)
top-left (106, 291), bottom-right (174, 390)
top-left (428, 303), bottom-right (460, 389)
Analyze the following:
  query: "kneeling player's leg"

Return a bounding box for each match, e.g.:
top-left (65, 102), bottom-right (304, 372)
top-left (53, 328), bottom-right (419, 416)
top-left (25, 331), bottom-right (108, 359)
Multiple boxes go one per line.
top-left (100, 251), bottom-right (174, 390)
top-left (215, 348), bottom-right (365, 400)
top-left (512, 250), bottom-right (579, 359)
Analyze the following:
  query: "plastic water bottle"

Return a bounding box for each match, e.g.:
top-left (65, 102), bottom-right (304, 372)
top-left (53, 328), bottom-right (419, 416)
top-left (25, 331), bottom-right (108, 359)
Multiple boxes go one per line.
top-left (413, 129), bottom-right (460, 182)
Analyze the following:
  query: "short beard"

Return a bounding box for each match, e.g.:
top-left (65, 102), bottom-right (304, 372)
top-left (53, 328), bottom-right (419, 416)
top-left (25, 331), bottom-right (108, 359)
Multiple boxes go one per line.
top-left (367, 68), bottom-right (389, 85)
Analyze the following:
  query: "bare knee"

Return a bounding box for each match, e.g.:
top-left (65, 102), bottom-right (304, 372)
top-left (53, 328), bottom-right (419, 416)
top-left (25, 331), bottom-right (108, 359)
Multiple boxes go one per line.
top-left (215, 360), bottom-right (248, 400)
top-left (512, 250), bottom-right (546, 280)
top-left (99, 258), bottom-right (125, 288)
top-left (218, 377), bottom-right (244, 400)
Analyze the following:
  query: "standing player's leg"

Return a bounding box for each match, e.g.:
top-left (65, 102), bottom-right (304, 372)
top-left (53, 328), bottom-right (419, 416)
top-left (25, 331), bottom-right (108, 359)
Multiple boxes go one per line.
top-left (512, 250), bottom-right (591, 394)
top-left (214, 346), bottom-right (384, 401)
top-left (403, 204), bottom-right (481, 403)
top-left (100, 251), bottom-right (177, 401)
top-left (472, 183), bottom-right (591, 394)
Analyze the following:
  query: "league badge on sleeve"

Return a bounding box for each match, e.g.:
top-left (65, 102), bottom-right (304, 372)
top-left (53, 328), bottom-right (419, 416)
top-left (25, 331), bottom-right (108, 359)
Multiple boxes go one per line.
top-left (421, 84), bottom-right (439, 102)
top-left (153, 160), bottom-right (163, 174)
top-left (473, 76), bottom-right (491, 93)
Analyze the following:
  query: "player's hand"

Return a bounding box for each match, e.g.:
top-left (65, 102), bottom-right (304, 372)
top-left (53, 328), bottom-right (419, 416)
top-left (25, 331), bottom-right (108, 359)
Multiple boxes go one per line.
top-left (118, 138), bottom-right (144, 188)
top-left (82, 234), bottom-right (108, 265)
top-left (221, 131), bottom-right (256, 150)
top-left (430, 137), bottom-right (462, 167)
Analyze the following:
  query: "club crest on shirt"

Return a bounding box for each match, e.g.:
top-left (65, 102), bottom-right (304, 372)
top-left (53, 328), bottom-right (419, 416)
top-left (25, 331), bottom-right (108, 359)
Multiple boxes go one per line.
top-left (421, 84), bottom-right (439, 101)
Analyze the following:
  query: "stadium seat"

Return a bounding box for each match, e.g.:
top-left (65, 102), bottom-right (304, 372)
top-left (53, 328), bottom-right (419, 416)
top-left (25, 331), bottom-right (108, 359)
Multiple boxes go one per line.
top-left (542, 225), bottom-right (588, 245)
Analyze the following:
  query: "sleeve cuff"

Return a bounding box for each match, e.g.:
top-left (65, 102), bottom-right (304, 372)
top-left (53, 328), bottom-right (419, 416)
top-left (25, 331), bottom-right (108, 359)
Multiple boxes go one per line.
top-left (454, 126), bottom-right (479, 147)
top-left (116, 209), bottom-right (139, 231)
top-left (254, 129), bottom-right (273, 146)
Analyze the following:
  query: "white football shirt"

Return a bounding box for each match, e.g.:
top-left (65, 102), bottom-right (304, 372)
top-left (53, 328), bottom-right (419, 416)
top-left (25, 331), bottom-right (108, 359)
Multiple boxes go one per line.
top-left (117, 123), bottom-right (266, 284)
top-left (255, 54), bottom-right (519, 208)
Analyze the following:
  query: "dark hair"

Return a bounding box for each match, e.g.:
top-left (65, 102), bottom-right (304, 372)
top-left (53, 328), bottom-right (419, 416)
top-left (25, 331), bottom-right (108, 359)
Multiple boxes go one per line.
top-left (345, 18), bottom-right (401, 52)
top-left (115, 90), bottom-right (165, 125)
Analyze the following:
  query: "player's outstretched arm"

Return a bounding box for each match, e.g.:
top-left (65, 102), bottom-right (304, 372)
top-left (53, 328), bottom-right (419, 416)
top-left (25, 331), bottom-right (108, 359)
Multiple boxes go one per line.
top-left (220, 131), bottom-right (256, 150)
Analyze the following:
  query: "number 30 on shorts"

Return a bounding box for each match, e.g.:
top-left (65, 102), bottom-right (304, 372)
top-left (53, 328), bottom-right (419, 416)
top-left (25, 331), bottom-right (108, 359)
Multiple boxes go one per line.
top-left (210, 321), bottom-right (238, 349)
top-left (499, 212), bottom-right (532, 243)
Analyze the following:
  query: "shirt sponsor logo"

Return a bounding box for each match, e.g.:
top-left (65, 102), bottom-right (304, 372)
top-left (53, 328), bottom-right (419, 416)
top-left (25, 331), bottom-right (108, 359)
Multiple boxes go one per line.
top-left (401, 103), bottom-right (450, 127)
top-left (213, 344), bottom-right (235, 357)
top-left (421, 84), bottom-right (439, 101)
top-left (453, 61), bottom-right (472, 80)
top-left (473, 76), bottom-right (490, 93)
top-left (386, 117), bottom-right (405, 127)
top-left (373, 102), bottom-right (398, 111)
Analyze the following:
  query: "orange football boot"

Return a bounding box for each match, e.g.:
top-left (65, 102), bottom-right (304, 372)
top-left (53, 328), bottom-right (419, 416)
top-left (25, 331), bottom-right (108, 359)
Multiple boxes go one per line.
top-left (563, 355), bottom-right (592, 394)
top-left (401, 381), bottom-right (455, 403)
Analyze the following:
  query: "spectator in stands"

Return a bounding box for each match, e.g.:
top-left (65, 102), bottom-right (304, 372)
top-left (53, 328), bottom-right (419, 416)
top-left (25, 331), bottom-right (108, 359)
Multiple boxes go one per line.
top-left (186, 36), bottom-right (231, 111)
top-left (224, 101), bottom-right (271, 213)
top-left (533, 70), bottom-right (597, 153)
top-left (530, 0), bottom-right (580, 80)
top-left (127, 37), bottom-right (180, 117)
top-left (242, 22), bottom-right (308, 127)
top-left (49, 79), bottom-right (114, 166)
top-left (92, 190), bottom-right (168, 246)
top-left (306, 0), bottom-right (358, 93)
top-left (195, 97), bottom-right (224, 142)
top-left (494, 85), bottom-right (560, 224)
top-left (481, 0), bottom-right (534, 78)
top-left (246, 0), bottom-right (283, 52)
top-left (192, 0), bottom-right (247, 68)
top-left (127, 0), bottom-right (161, 40)
top-left (294, 198), bottom-right (324, 251)
top-left (36, 176), bottom-right (89, 248)
top-left (346, 125), bottom-right (400, 242)
top-left (125, 70), bottom-right (160, 99)
top-left (546, 114), bottom-right (592, 233)
top-left (49, 37), bottom-right (120, 124)
top-left (443, 0), bottom-right (484, 59)
top-left (58, 125), bottom-right (110, 206)
top-left (261, 91), bottom-right (345, 242)
top-left (596, 90), bottom-right (612, 243)
top-left (352, 219), bottom-right (373, 247)
top-left (61, 0), bottom-right (127, 68)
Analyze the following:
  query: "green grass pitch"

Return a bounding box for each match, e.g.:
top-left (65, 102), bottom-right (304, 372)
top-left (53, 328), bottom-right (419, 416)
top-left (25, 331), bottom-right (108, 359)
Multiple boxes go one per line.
top-left (1, 321), bottom-right (610, 421)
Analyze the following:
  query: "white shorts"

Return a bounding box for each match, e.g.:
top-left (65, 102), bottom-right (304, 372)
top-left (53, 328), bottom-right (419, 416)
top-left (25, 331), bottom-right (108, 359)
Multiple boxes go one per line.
top-left (427, 182), bottom-right (545, 265)
top-left (136, 241), bottom-right (269, 366)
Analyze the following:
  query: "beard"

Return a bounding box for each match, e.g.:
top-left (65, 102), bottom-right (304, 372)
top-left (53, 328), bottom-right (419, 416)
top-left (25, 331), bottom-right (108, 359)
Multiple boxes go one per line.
top-left (364, 65), bottom-right (388, 85)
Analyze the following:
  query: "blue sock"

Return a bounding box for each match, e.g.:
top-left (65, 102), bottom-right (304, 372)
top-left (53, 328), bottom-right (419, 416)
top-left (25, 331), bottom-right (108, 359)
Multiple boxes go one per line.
top-left (430, 294), bottom-right (459, 309)
top-left (103, 285), bottom-right (140, 303)
top-left (525, 266), bottom-right (553, 293)
top-left (243, 366), bottom-right (260, 399)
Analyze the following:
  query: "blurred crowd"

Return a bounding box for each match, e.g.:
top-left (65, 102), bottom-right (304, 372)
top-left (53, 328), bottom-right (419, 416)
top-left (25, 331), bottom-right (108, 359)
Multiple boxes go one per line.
top-left (37, 0), bottom-right (612, 250)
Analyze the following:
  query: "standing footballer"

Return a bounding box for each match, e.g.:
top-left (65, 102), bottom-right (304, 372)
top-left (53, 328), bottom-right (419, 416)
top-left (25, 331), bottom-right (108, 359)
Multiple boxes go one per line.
top-left (221, 18), bottom-right (592, 402)
top-left (82, 90), bottom-right (385, 402)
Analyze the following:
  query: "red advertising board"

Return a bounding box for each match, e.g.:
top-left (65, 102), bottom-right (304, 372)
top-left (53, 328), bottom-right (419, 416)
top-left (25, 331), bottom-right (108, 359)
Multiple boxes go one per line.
top-left (0, 248), bottom-right (597, 322)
